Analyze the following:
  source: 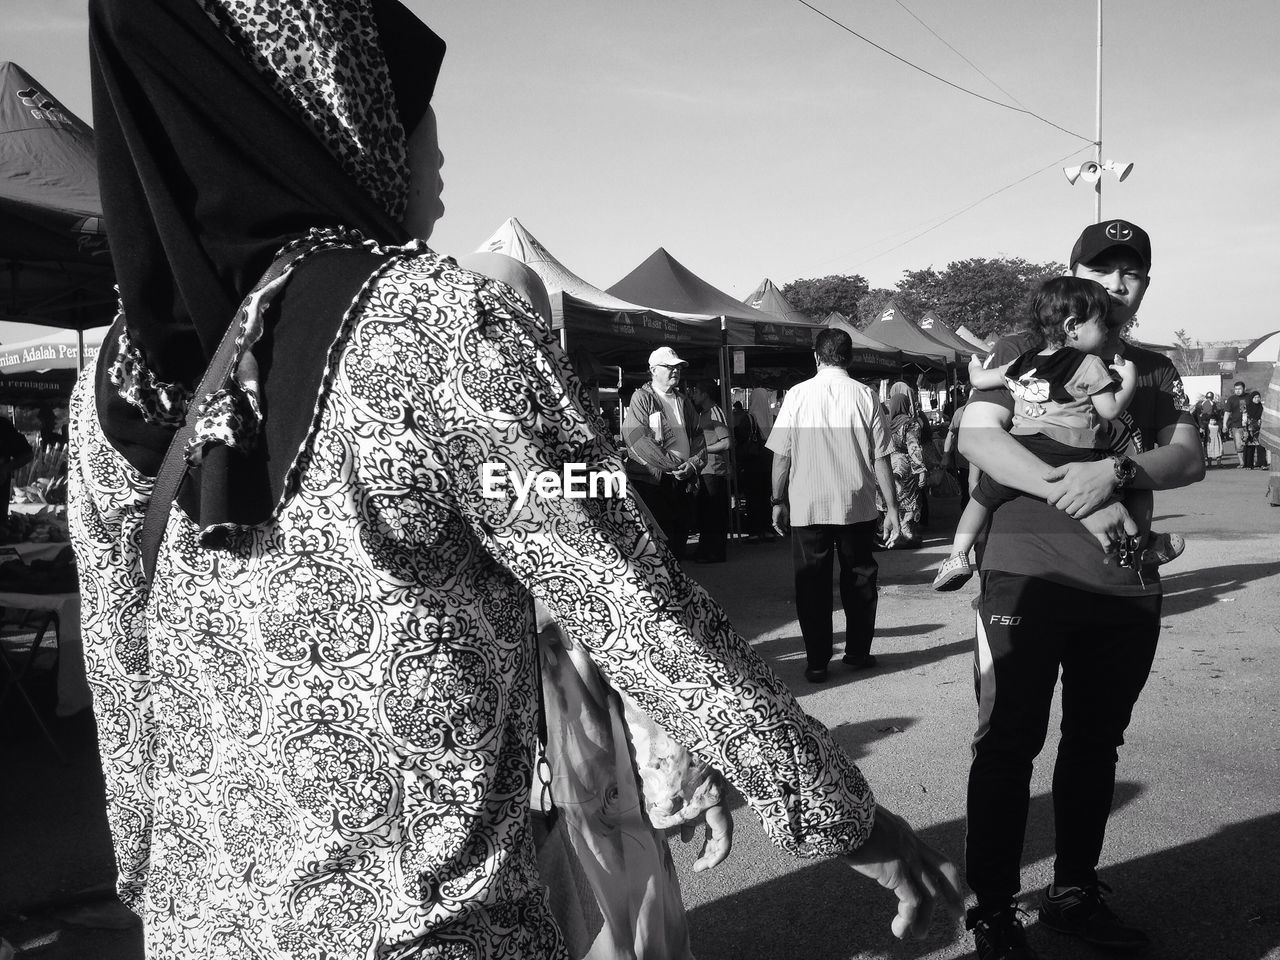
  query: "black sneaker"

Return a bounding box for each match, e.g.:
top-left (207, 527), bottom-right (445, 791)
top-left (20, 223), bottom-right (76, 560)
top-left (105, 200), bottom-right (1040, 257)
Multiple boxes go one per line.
top-left (1038, 881), bottom-right (1149, 950)
top-left (966, 905), bottom-right (1041, 960)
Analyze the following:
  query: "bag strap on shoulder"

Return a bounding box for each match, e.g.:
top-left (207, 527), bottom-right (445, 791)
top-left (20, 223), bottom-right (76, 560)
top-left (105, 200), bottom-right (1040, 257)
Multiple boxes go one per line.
top-left (140, 247), bottom-right (308, 587)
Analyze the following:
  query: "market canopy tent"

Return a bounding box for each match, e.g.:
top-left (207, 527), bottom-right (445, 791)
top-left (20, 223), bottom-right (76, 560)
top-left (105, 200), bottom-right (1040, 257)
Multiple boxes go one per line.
top-left (919, 310), bottom-right (982, 358)
top-left (865, 301), bottom-right (959, 365)
top-left (821, 311), bottom-right (906, 375)
top-left (476, 218), bottom-right (721, 365)
top-left (742, 278), bottom-right (825, 347)
top-left (0, 62), bottom-right (114, 332)
top-left (607, 248), bottom-right (784, 348)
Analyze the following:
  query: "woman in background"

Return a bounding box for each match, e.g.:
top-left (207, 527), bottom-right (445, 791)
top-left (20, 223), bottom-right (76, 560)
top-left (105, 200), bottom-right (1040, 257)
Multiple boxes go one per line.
top-left (878, 393), bottom-right (928, 547)
top-left (1243, 389), bottom-right (1266, 469)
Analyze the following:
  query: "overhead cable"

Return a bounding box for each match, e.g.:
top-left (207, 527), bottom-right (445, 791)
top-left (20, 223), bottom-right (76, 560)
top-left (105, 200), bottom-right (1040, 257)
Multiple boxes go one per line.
top-left (794, 0), bottom-right (1093, 143)
top-left (893, 0), bottom-right (1030, 110)
top-left (849, 146), bottom-right (1096, 269)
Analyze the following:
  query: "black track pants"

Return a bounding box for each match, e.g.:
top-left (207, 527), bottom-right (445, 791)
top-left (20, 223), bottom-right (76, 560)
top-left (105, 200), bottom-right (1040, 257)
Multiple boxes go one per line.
top-left (966, 570), bottom-right (1160, 908)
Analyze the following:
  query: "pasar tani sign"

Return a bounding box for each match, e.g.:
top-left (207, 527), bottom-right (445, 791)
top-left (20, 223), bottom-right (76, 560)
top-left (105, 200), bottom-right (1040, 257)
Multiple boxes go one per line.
top-left (0, 341), bottom-right (100, 374)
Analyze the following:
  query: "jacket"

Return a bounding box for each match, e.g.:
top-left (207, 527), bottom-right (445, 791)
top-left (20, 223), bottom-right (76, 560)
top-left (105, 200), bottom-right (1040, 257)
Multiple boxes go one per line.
top-left (621, 382), bottom-right (706, 484)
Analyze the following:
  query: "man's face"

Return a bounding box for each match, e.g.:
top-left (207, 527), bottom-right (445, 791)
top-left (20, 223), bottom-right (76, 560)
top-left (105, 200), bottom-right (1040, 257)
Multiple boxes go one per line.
top-left (687, 385), bottom-right (707, 409)
top-left (651, 363), bottom-right (683, 393)
top-left (1234, 384), bottom-right (1245, 396)
top-left (1072, 250), bottom-right (1149, 328)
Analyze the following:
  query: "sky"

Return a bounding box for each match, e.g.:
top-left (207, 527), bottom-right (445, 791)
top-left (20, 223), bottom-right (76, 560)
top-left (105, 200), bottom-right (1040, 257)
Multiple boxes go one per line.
top-left (3, 0), bottom-right (1278, 347)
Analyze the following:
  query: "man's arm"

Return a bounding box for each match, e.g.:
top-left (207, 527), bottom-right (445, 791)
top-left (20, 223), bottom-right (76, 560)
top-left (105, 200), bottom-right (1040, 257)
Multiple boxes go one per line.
top-left (958, 397), bottom-right (1138, 548)
top-left (704, 422), bottom-right (730, 454)
top-left (621, 393), bottom-right (685, 473)
top-left (1042, 418), bottom-right (1204, 517)
top-left (770, 451), bottom-right (790, 533)
top-left (956, 399), bottom-right (1060, 500)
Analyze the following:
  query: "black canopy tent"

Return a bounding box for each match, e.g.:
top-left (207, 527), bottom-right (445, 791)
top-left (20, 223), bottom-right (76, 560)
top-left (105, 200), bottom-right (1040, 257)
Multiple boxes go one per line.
top-left (475, 218), bottom-right (723, 374)
top-left (919, 310), bottom-right (982, 361)
top-left (607, 248), bottom-right (790, 349)
top-left (823, 310), bottom-right (949, 377)
top-left (0, 61), bottom-right (114, 414)
top-left (0, 62), bottom-right (114, 340)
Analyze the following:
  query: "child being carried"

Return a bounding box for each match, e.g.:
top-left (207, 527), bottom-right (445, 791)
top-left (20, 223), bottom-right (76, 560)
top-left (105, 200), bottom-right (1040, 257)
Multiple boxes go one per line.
top-left (932, 276), bottom-right (1184, 591)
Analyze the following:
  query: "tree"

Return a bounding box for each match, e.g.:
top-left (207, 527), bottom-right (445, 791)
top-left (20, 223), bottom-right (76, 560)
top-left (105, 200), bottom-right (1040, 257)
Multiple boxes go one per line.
top-left (1171, 329), bottom-right (1200, 377)
top-left (781, 274), bottom-right (869, 322)
top-left (895, 257), bottom-right (1064, 340)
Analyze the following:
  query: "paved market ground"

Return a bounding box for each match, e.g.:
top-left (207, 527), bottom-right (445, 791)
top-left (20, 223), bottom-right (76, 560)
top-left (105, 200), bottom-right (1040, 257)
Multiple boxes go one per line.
top-left (2, 465), bottom-right (1277, 959)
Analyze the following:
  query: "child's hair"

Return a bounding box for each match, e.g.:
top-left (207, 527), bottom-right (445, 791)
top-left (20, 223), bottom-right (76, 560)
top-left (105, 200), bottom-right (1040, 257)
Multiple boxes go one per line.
top-left (1026, 276), bottom-right (1112, 348)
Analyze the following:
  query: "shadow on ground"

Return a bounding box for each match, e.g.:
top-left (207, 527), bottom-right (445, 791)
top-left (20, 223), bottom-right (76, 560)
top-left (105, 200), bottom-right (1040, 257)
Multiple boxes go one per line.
top-left (1160, 561), bottom-right (1280, 616)
top-left (691, 787), bottom-right (1280, 960)
top-left (1, 681), bottom-right (141, 959)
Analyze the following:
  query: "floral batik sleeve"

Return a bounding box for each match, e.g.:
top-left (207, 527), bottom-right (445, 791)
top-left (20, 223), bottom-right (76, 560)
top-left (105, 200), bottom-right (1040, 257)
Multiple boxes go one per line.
top-left (66, 369), bottom-right (157, 913)
top-left (418, 275), bottom-right (876, 859)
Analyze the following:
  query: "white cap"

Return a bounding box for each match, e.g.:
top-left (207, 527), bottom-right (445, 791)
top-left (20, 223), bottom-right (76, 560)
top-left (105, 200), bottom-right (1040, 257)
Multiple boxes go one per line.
top-left (648, 346), bottom-right (687, 367)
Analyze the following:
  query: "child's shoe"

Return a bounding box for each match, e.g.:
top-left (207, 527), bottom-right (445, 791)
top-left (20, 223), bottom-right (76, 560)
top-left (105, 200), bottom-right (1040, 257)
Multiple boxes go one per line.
top-left (1141, 531), bottom-right (1185, 566)
top-left (932, 553), bottom-right (973, 591)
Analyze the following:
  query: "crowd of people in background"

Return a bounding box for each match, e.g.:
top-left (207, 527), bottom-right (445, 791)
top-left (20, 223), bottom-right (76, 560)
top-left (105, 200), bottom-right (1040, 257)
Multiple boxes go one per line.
top-left (1193, 381), bottom-right (1269, 469)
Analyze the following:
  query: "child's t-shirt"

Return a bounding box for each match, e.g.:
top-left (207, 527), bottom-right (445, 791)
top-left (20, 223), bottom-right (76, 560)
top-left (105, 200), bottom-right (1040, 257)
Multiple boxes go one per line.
top-left (1005, 347), bottom-right (1117, 450)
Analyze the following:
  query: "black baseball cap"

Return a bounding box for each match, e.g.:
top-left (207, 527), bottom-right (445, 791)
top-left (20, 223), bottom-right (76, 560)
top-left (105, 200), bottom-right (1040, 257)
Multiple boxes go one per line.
top-left (1070, 219), bottom-right (1151, 272)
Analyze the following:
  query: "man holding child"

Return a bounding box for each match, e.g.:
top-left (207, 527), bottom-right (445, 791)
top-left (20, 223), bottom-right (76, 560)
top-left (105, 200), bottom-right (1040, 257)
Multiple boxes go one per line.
top-left (958, 220), bottom-right (1203, 960)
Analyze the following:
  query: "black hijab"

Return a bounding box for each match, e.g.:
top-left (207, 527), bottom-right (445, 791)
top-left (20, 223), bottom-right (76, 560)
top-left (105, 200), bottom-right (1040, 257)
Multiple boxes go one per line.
top-left (89, 0), bottom-right (443, 532)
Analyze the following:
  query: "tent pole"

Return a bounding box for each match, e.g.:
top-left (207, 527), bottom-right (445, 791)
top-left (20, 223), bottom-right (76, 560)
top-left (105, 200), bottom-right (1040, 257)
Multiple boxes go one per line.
top-left (77, 329), bottom-right (86, 372)
top-left (719, 319), bottom-right (742, 541)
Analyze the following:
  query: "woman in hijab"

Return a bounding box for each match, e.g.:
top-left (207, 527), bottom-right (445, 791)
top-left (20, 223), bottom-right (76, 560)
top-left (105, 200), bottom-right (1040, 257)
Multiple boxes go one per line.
top-left (68, 2), bottom-right (958, 958)
top-left (877, 393), bottom-right (928, 547)
top-left (885, 380), bottom-right (940, 527)
top-left (1243, 389), bottom-right (1266, 469)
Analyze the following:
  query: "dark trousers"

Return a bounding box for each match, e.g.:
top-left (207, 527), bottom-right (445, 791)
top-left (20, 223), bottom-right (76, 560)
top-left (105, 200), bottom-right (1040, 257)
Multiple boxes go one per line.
top-left (967, 571), bottom-right (1160, 908)
top-left (694, 474), bottom-right (729, 560)
top-left (738, 458), bottom-right (773, 537)
top-left (633, 475), bottom-right (694, 560)
top-left (791, 521), bottom-right (879, 669)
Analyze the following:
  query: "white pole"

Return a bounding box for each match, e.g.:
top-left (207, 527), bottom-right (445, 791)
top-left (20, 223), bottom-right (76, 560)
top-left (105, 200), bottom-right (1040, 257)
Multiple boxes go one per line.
top-left (1095, 0), bottom-right (1103, 223)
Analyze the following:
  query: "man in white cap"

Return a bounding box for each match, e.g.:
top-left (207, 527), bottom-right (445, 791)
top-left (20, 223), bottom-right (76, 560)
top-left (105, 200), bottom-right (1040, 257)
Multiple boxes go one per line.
top-left (621, 346), bottom-right (706, 559)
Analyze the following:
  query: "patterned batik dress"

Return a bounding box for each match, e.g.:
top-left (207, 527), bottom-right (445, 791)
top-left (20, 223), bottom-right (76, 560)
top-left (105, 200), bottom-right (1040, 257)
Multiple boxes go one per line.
top-left (68, 250), bottom-right (876, 960)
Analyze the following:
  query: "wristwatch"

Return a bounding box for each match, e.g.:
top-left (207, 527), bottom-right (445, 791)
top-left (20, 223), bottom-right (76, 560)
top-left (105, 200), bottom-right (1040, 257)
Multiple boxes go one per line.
top-left (770, 496), bottom-right (787, 506)
top-left (1110, 454), bottom-right (1137, 488)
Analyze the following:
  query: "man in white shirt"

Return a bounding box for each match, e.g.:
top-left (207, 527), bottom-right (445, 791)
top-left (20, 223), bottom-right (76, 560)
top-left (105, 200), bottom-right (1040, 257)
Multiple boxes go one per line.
top-left (768, 329), bottom-right (900, 682)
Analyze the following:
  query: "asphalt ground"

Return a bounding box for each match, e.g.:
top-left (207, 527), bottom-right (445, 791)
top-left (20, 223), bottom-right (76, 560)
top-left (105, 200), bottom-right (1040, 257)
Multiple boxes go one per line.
top-left (2, 462), bottom-right (1277, 959)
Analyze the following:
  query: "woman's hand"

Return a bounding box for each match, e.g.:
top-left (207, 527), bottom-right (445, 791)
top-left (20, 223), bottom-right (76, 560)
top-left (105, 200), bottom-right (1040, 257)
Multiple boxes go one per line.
top-left (685, 801), bottom-right (734, 873)
top-left (844, 804), bottom-right (964, 941)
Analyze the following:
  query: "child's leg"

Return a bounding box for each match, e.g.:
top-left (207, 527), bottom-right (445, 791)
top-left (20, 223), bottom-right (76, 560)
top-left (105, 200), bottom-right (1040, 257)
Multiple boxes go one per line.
top-left (1122, 488), bottom-right (1153, 543)
top-left (950, 498), bottom-right (990, 558)
top-left (931, 498), bottom-right (989, 591)
top-left (1123, 488), bottom-right (1185, 565)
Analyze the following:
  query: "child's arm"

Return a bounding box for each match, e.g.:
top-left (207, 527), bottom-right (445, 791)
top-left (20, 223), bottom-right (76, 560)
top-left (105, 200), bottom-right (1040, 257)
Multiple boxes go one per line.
top-left (968, 353), bottom-right (1012, 390)
top-left (1091, 355), bottom-right (1138, 420)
